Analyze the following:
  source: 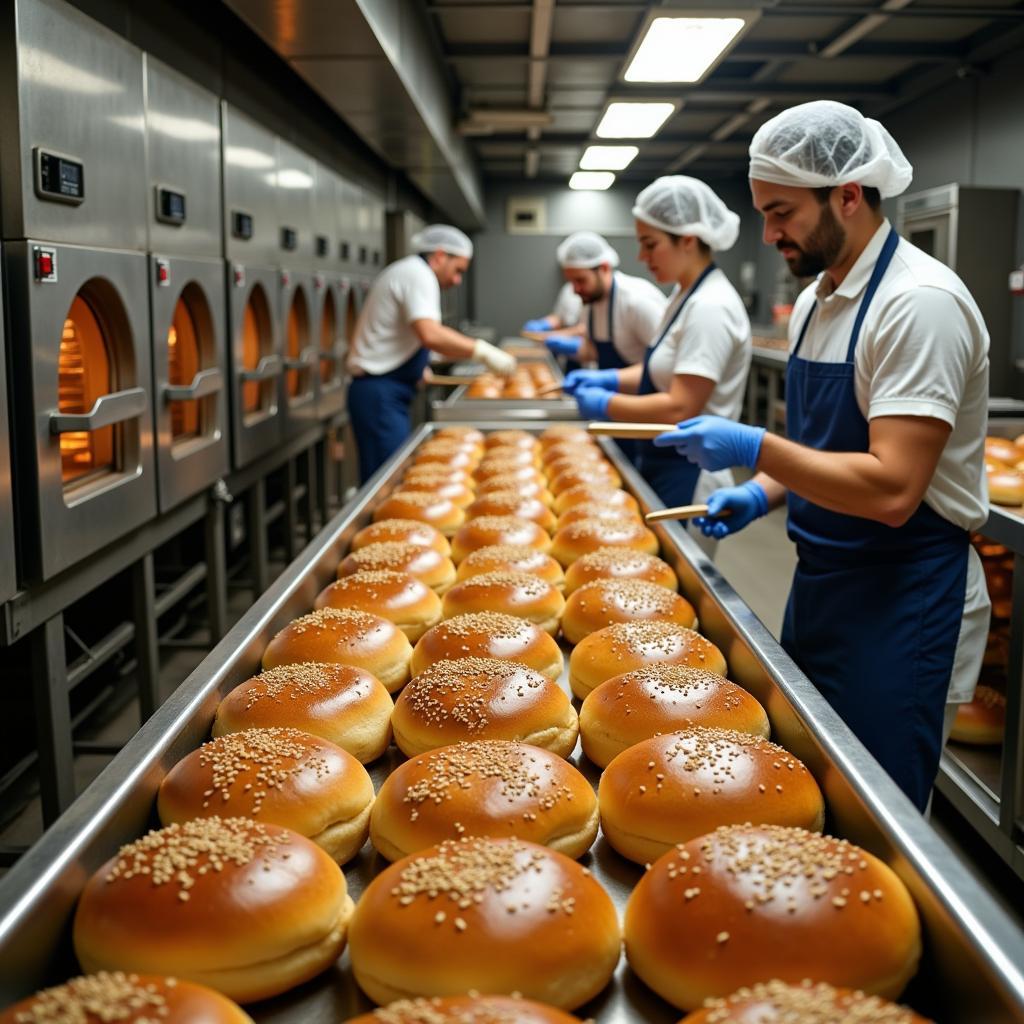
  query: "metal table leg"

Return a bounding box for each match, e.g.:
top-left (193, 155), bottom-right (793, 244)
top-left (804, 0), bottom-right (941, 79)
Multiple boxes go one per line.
top-left (131, 553), bottom-right (160, 723)
top-left (283, 459), bottom-right (298, 563)
top-left (247, 478), bottom-right (269, 597)
top-left (204, 497), bottom-right (228, 642)
top-left (30, 615), bottom-right (74, 825)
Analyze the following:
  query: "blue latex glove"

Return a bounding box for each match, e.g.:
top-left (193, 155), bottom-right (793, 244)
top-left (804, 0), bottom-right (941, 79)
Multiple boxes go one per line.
top-left (545, 335), bottom-right (583, 357)
top-left (574, 385), bottom-right (612, 420)
top-left (694, 481), bottom-right (769, 539)
top-left (562, 368), bottom-right (619, 396)
top-left (523, 317), bottom-right (555, 332)
top-left (652, 415), bottom-right (765, 471)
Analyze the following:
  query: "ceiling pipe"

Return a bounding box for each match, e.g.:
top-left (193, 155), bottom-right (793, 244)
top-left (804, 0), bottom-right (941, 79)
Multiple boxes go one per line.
top-left (819, 0), bottom-right (915, 58)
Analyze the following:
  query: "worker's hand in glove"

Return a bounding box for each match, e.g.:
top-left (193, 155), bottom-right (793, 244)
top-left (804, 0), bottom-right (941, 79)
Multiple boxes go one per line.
top-left (522, 317), bottom-right (554, 333)
top-left (545, 335), bottom-right (583, 358)
top-left (694, 481), bottom-right (769, 539)
top-left (653, 415), bottom-right (765, 471)
top-left (473, 339), bottom-right (517, 377)
top-left (562, 368), bottom-right (619, 396)
top-left (574, 386), bottom-right (612, 420)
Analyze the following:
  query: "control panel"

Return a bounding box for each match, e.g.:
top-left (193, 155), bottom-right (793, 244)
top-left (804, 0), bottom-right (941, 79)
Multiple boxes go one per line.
top-left (156, 186), bottom-right (186, 226)
top-left (34, 148), bottom-right (84, 205)
top-left (232, 210), bottom-right (254, 240)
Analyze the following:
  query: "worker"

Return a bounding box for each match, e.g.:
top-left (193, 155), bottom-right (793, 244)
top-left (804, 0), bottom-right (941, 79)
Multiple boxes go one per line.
top-left (562, 179), bottom-right (750, 528)
top-left (522, 281), bottom-right (584, 335)
top-left (347, 224), bottom-right (516, 483)
top-left (654, 100), bottom-right (991, 811)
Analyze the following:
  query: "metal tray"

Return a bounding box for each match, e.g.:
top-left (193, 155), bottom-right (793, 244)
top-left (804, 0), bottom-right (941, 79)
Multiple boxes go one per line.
top-left (1, 424), bottom-right (1023, 1022)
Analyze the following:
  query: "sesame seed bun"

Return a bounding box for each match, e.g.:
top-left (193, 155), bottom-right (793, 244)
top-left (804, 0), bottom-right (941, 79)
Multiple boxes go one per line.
top-left (555, 502), bottom-right (642, 530)
top-left (543, 452), bottom-right (614, 484)
top-left (483, 429), bottom-right (540, 452)
top-left (464, 491), bottom-right (557, 532)
top-left (372, 492), bottom-right (466, 537)
top-left (985, 436), bottom-right (1019, 466)
top-left (563, 547), bottom-right (678, 595)
top-left (350, 519), bottom-right (451, 557)
top-left (392, 476), bottom-right (476, 509)
top-left (442, 571), bottom-right (565, 636)
top-left (411, 445), bottom-right (481, 472)
top-left (540, 440), bottom-right (601, 468)
top-left (553, 484), bottom-right (640, 517)
top-left (454, 545), bottom-right (565, 591)
top-left (550, 518), bottom-right (658, 568)
top-left (337, 542), bottom-right (456, 594)
top-left (475, 472), bottom-right (555, 507)
top-left (451, 516), bottom-right (553, 565)
top-left (315, 570), bottom-right (442, 642)
top-left (561, 578), bottom-right (696, 645)
top-left (986, 468), bottom-right (1024, 506)
top-left (432, 426), bottom-right (485, 446)
top-left (548, 463), bottom-right (622, 496)
top-left (401, 465), bottom-right (475, 491)
top-left (344, 995), bottom-right (585, 1023)
top-left (539, 426), bottom-right (593, 448)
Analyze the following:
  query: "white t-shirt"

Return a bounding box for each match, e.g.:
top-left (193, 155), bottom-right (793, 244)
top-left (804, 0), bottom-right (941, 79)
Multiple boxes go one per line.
top-left (348, 255), bottom-right (440, 375)
top-left (587, 271), bottom-right (668, 365)
top-left (552, 282), bottom-right (583, 328)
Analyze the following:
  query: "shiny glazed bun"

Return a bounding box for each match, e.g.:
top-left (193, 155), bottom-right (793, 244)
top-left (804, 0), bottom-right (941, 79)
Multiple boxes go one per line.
top-left (417, 435), bottom-right (485, 460)
top-left (474, 453), bottom-right (542, 482)
top-left (475, 472), bottom-right (554, 507)
top-left (549, 463), bottom-right (622, 495)
top-left (451, 516), bottom-right (552, 564)
top-left (337, 541), bottom-right (456, 593)
top-left (344, 995), bottom-right (586, 1024)
top-left (411, 445), bottom-right (480, 471)
top-left (158, 727), bottom-right (374, 865)
top-left (561, 578), bottom-right (696, 645)
top-left (402, 464), bottom-right (475, 489)
top-left (434, 426), bottom-right (485, 446)
top-left (262, 608), bottom-right (413, 693)
top-left (484, 429), bottom-right (540, 451)
top-left (543, 453), bottom-right (613, 484)
top-left (412, 612), bottom-right (563, 681)
top-left (623, 824), bottom-right (922, 1010)
top-left (373, 492), bottom-right (466, 537)
top-left (579, 665), bottom-right (769, 768)
top-left (454, 544), bottom-right (565, 590)
top-left (212, 663), bottom-right (393, 764)
top-left (464, 491), bottom-right (557, 531)
top-left (472, 462), bottom-right (547, 489)
top-left (569, 621), bottom-right (727, 699)
top-left (392, 657), bottom-right (577, 758)
top-left (987, 468), bottom-right (1024, 505)
top-left (950, 684), bottom-right (1006, 745)
top-left (540, 440), bottom-right (601, 468)
top-left (73, 818), bottom-right (354, 1003)
top-left (315, 569), bottom-right (442, 642)
top-left (555, 502), bottom-right (642, 529)
top-left (539, 425), bottom-right (593, 448)
top-left (599, 728), bottom-right (824, 863)
top-left (442, 571), bottom-right (565, 635)
top-left (0, 973), bottom-right (254, 1024)
top-left (348, 837), bottom-right (620, 1009)
top-left (679, 979), bottom-right (934, 1023)
top-left (369, 740), bottom-right (598, 861)
top-left (351, 518), bottom-right (451, 557)
top-left (564, 546), bottom-right (678, 594)
top-left (393, 476), bottom-right (476, 509)
top-left (553, 484), bottom-right (640, 516)
top-left (550, 517), bottom-right (658, 567)
top-left (985, 436), bottom-right (1019, 466)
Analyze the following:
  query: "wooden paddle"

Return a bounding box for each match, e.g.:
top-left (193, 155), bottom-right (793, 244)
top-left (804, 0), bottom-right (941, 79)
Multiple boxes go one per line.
top-left (424, 374), bottom-right (476, 387)
top-left (646, 504), bottom-right (731, 523)
top-left (535, 382), bottom-right (565, 397)
top-left (586, 421), bottom-right (673, 439)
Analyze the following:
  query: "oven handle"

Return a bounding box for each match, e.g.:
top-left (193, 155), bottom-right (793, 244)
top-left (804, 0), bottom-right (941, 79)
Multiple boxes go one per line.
top-left (282, 346), bottom-right (318, 371)
top-left (319, 342), bottom-right (347, 366)
top-left (49, 386), bottom-right (148, 434)
top-left (164, 367), bottom-right (223, 402)
top-left (239, 354), bottom-right (283, 383)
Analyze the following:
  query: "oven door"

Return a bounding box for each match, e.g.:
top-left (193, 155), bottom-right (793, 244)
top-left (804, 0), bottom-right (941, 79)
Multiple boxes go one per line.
top-left (150, 255), bottom-right (229, 512)
top-left (904, 213), bottom-right (953, 266)
top-left (7, 241), bottom-right (156, 582)
top-left (280, 269), bottom-right (318, 438)
top-left (316, 274), bottom-right (351, 420)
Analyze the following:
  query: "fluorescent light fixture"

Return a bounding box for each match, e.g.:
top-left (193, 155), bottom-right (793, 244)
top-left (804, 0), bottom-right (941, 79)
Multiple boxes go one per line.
top-left (623, 10), bottom-right (758, 84)
top-left (569, 171), bottom-right (615, 191)
top-left (580, 145), bottom-right (638, 171)
top-left (596, 101), bottom-right (676, 139)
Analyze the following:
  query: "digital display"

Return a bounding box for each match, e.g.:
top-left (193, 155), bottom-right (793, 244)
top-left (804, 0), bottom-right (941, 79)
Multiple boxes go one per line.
top-left (232, 210), bottom-right (254, 240)
top-left (157, 187), bottom-right (186, 226)
top-left (359, 246), bottom-right (368, 265)
top-left (315, 235), bottom-right (329, 258)
top-left (281, 226), bottom-right (297, 251)
top-left (340, 241), bottom-right (350, 261)
top-left (35, 149), bottom-right (85, 204)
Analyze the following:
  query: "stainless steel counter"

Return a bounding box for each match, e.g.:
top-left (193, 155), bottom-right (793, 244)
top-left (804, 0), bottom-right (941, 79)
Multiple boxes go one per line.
top-left (1, 424), bottom-right (1023, 1021)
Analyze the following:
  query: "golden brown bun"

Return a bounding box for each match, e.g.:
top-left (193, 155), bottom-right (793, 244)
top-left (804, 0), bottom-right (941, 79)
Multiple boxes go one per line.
top-left (985, 436), bottom-right (1019, 466)
top-left (950, 685), bottom-right (1006, 745)
top-left (442, 572), bottom-right (566, 636)
top-left (351, 518), bottom-right (451, 557)
top-left (392, 657), bottom-right (577, 757)
top-left (543, 453), bottom-right (613, 484)
top-left (472, 462), bottom-right (548, 489)
top-left (417, 436), bottom-right (485, 461)
top-left (561, 578), bottom-right (696, 645)
top-left (402, 464), bottom-right (475, 490)
top-left (262, 608), bottom-right (413, 693)
top-left (370, 740), bottom-right (598, 861)
top-left (623, 824), bottom-right (922, 1010)
top-left (337, 542), bottom-right (457, 594)
top-left (315, 570), bottom-right (443, 643)
top-left (465, 491), bottom-right (557, 532)
top-left (158, 727), bottom-right (374, 864)
top-left (348, 837), bottom-right (620, 1009)
top-left (213, 663), bottom-right (393, 764)
top-left (540, 441), bottom-right (601, 468)
top-left (503, 382), bottom-right (537, 399)
top-left (549, 463), bottom-right (622, 495)
top-left (411, 445), bottom-right (480, 472)
top-left (987, 468), bottom-right (1024, 505)
top-left (454, 544), bottom-right (566, 591)
top-left (393, 476), bottom-right (476, 509)
top-left (484, 429), bottom-right (540, 451)
top-left (556, 502), bottom-right (642, 529)
top-left (563, 546), bottom-right (678, 595)
top-left (554, 484), bottom-right (639, 516)
top-left (466, 381), bottom-right (502, 399)
top-left (476, 472), bottom-right (555, 507)
top-left (412, 613), bottom-right (563, 682)
top-left (434, 426), bottom-right (485, 446)
top-left (73, 819), bottom-right (354, 1004)
top-left (0, 974), bottom-right (254, 1024)
top-left (372, 492), bottom-right (466, 537)
top-left (550, 517), bottom-right (659, 567)
top-left (451, 516), bottom-right (553, 564)
top-left (599, 728), bottom-right (825, 863)
top-left (344, 995), bottom-right (586, 1024)
top-left (678, 980), bottom-right (933, 1023)
top-left (569, 621), bottom-right (726, 700)
top-left (579, 665), bottom-right (769, 768)
top-left (539, 425), bottom-right (593, 448)
top-left (474, 451), bottom-right (542, 481)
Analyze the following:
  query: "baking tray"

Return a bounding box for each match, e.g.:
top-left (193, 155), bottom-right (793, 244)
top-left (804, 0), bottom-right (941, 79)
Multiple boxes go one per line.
top-left (1, 424), bottom-right (1023, 1021)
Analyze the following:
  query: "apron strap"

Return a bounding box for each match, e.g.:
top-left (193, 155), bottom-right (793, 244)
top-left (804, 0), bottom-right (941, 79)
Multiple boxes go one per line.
top-left (589, 274), bottom-right (617, 345)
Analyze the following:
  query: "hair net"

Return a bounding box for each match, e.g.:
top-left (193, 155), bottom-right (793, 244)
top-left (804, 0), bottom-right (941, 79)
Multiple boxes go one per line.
top-left (411, 224), bottom-right (474, 259)
top-left (632, 176), bottom-right (740, 251)
top-left (748, 100), bottom-right (913, 198)
top-left (556, 231), bottom-right (620, 269)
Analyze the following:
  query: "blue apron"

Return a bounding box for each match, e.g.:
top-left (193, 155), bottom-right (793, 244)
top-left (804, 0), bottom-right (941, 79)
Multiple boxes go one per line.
top-left (633, 264), bottom-right (718, 507)
top-left (780, 228), bottom-right (969, 811)
top-left (589, 276), bottom-right (626, 371)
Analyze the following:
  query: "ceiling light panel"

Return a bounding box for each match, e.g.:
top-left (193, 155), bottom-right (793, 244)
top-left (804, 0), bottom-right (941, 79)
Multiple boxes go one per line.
top-left (580, 145), bottom-right (639, 170)
top-left (569, 171), bottom-right (615, 191)
top-left (595, 101), bottom-right (677, 139)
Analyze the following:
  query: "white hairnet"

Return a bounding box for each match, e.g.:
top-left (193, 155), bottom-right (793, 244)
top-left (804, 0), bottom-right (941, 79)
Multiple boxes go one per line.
top-left (556, 231), bottom-right (620, 269)
top-left (411, 223), bottom-right (474, 259)
top-left (748, 100), bottom-right (913, 198)
top-left (632, 176), bottom-right (740, 251)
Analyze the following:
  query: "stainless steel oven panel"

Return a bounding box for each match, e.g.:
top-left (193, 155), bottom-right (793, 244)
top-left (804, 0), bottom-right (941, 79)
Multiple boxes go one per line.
top-left (311, 162), bottom-right (338, 274)
top-left (336, 175), bottom-right (359, 275)
top-left (315, 274), bottom-right (350, 421)
top-left (0, 266), bottom-right (18, 603)
top-left (0, 423), bottom-right (1022, 1020)
top-left (143, 56), bottom-right (221, 260)
top-left (6, 242), bottom-right (156, 582)
top-left (275, 139), bottom-right (314, 271)
top-left (0, 0), bottom-right (146, 250)
top-left (227, 262), bottom-right (283, 468)
top-left (221, 103), bottom-right (278, 265)
top-left (279, 268), bottom-right (319, 437)
top-left (150, 255), bottom-right (229, 512)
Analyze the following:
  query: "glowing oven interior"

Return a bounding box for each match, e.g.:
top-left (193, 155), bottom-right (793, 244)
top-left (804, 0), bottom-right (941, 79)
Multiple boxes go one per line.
top-left (167, 295), bottom-right (201, 443)
top-left (286, 288), bottom-right (311, 400)
top-left (242, 284), bottom-right (273, 421)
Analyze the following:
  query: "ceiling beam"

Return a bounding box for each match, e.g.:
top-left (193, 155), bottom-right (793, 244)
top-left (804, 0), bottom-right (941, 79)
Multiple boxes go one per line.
top-left (428, 1), bottom-right (1024, 17)
top-left (819, 0), bottom-right (914, 60)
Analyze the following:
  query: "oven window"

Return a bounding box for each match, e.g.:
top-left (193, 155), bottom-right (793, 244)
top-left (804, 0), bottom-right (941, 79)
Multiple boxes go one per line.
top-left (242, 284), bottom-right (273, 421)
top-left (320, 288), bottom-right (338, 385)
top-left (168, 295), bottom-right (201, 442)
top-left (286, 287), bottom-right (311, 400)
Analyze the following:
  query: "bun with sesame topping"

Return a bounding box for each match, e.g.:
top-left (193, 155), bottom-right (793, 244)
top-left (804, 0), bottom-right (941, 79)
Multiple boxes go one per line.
top-left (475, 472), bottom-right (554, 507)
top-left (262, 609), bottom-right (413, 693)
top-left (337, 542), bottom-right (457, 594)
top-left (563, 546), bottom-right (678, 595)
top-left (348, 837), bottom-right (620, 1009)
top-left (351, 519), bottom-right (452, 557)
top-left (372, 492), bottom-right (466, 538)
top-left (411, 445), bottom-right (481, 472)
top-left (473, 450), bottom-right (542, 480)
top-left (540, 439), bottom-right (601, 467)
top-left (464, 492), bottom-right (557, 532)
top-left (553, 484), bottom-right (639, 517)
top-left (550, 517), bottom-right (659, 568)
top-left (315, 570), bottom-right (443, 643)
top-left (555, 502), bottom-right (642, 530)
top-left (451, 516), bottom-right (552, 564)
top-left (392, 476), bottom-right (476, 509)
top-left (433, 426), bottom-right (485, 446)
top-left (548, 462), bottom-right (622, 496)
top-left (484, 429), bottom-right (540, 452)
top-left (441, 572), bottom-right (565, 636)
top-left (158, 728), bottom-right (375, 864)
top-left (454, 545), bottom-right (565, 591)
top-left (73, 819), bottom-right (354, 1003)
top-left (539, 425), bottom-right (593, 448)
top-left (624, 824), bottom-right (922, 1011)
top-left (0, 973), bottom-right (254, 1024)
top-left (345, 994), bottom-right (585, 1023)
top-left (561, 578), bottom-right (696, 645)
